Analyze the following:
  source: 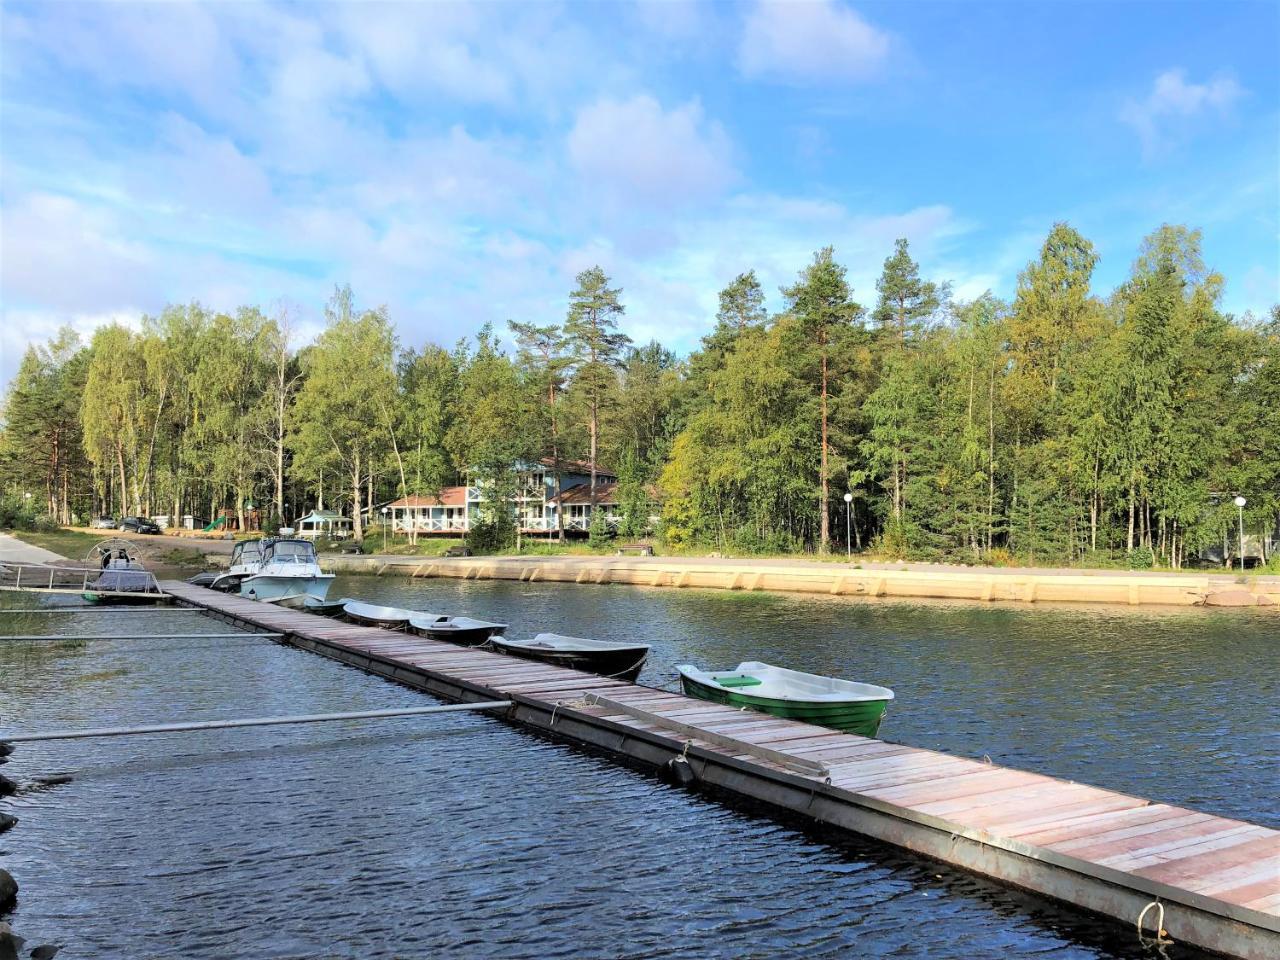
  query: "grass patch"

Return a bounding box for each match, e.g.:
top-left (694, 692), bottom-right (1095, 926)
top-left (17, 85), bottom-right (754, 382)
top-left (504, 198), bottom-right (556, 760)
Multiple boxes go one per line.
top-left (366, 537), bottom-right (467, 557)
top-left (157, 547), bottom-right (209, 568)
top-left (6, 528), bottom-right (105, 560)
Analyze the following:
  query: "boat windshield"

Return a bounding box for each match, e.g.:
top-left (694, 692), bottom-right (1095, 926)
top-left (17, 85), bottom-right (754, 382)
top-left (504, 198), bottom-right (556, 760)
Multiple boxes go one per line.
top-left (265, 540), bottom-right (317, 563)
top-left (233, 541), bottom-right (264, 564)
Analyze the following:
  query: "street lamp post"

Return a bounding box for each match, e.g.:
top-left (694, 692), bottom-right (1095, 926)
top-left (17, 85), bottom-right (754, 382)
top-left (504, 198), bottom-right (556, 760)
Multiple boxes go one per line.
top-left (843, 492), bottom-right (854, 559)
top-left (1234, 496), bottom-right (1247, 572)
top-left (381, 506), bottom-right (389, 553)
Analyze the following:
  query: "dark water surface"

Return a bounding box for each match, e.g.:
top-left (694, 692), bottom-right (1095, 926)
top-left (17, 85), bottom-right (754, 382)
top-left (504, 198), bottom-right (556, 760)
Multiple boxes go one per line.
top-left (0, 580), bottom-right (1275, 959)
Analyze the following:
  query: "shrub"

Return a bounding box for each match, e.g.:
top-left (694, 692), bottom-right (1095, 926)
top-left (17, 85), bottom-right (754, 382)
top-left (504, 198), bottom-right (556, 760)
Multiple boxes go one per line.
top-left (727, 526), bottom-right (803, 556)
top-left (466, 514), bottom-right (515, 554)
top-left (0, 494), bottom-right (40, 531)
top-left (587, 510), bottom-right (613, 549)
top-left (984, 547), bottom-right (1014, 567)
top-left (1127, 546), bottom-right (1156, 570)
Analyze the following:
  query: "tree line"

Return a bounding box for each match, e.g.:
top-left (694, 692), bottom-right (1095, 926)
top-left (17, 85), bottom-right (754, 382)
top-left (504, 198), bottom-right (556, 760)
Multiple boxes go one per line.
top-left (2, 222), bottom-right (1276, 566)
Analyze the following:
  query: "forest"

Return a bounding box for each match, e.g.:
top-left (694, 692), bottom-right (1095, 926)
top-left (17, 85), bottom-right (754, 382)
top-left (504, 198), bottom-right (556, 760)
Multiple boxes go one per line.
top-left (2, 222), bottom-right (1277, 568)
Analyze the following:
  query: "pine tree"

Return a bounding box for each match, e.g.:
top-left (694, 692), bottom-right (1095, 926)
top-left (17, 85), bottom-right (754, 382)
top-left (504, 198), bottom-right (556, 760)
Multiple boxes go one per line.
top-left (782, 247), bottom-right (859, 552)
top-left (564, 266), bottom-right (630, 513)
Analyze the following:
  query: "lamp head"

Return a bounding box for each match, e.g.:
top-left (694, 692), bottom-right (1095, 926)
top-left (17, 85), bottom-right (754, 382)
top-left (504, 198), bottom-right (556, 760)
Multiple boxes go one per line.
top-left (843, 492), bottom-right (853, 503)
top-left (1234, 495), bottom-right (1247, 508)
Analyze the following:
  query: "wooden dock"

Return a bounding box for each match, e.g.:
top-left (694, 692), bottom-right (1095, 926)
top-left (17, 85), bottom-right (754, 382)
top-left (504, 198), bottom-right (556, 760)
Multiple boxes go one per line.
top-left (160, 581), bottom-right (1279, 959)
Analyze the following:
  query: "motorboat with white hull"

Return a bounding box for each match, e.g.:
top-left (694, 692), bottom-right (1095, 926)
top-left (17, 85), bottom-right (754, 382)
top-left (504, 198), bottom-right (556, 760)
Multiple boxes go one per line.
top-left (208, 539), bottom-right (265, 593)
top-left (239, 539), bottom-right (334, 608)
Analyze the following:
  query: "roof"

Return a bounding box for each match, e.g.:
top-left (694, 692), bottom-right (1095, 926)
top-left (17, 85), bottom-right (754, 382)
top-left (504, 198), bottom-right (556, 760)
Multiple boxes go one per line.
top-left (549, 481), bottom-right (619, 506)
top-left (297, 510), bottom-right (350, 523)
top-left (537, 456), bottom-right (615, 478)
top-left (389, 487), bottom-right (467, 508)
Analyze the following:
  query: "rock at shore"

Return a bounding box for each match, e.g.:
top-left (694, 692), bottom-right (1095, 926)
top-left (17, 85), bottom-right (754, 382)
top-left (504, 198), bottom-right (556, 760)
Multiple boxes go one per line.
top-left (0, 869), bottom-right (16, 911)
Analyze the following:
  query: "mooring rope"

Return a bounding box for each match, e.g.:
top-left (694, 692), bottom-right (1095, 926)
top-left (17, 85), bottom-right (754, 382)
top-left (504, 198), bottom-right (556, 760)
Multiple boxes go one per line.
top-left (1136, 900), bottom-right (1171, 945)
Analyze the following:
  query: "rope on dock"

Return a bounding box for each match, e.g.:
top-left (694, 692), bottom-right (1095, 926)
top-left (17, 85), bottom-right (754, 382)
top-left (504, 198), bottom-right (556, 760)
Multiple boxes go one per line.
top-left (0, 632), bottom-right (283, 642)
top-left (0, 701), bottom-right (513, 743)
top-left (1137, 901), bottom-right (1171, 944)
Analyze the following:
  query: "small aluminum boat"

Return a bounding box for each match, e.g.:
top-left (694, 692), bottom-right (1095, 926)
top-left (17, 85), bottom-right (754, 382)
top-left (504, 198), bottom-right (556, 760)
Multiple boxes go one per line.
top-left (408, 612), bottom-right (506, 646)
top-left (304, 596), bottom-right (351, 617)
top-left (676, 661), bottom-right (894, 737)
top-left (342, 600), bottom-right (416, 629)
top-left (489, 633), bottom-right (648, 681)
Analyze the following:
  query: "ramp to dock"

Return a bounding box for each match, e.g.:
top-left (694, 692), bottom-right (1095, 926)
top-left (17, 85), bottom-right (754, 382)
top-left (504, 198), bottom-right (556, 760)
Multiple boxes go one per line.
top-left (160, 580), bottom-right (1278, 959)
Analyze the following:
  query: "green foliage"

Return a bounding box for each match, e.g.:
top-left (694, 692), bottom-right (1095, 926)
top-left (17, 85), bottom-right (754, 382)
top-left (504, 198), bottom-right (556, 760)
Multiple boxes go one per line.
top-left (2, 220), bottom-right (1275, 572)
top-left (0, 492), bottom-right (41, 530)
top-left (465, 513), bottom-right (515, 554)
top-left (872, 237), bottom-right (944, 342)
top-left (587, 507), bottom-right (612, 548)
top-left (1127, 546), bottom-right (1156, 569)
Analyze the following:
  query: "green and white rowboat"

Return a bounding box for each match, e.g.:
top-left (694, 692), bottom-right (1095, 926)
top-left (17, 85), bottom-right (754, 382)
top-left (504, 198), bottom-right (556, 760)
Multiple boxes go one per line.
top-left (676, 661), bottom-right (894, 737)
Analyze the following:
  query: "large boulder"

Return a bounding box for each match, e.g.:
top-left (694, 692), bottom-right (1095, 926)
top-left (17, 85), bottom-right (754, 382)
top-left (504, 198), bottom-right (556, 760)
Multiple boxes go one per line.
top-left (0, 869), bottom-right (16, 911)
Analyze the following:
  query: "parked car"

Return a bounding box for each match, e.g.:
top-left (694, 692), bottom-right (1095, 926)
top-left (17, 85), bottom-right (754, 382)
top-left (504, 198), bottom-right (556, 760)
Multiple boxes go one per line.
top-left (91, 517), bottom-right (117, 529)
top-left (119, 516), bottom-right (162, 535)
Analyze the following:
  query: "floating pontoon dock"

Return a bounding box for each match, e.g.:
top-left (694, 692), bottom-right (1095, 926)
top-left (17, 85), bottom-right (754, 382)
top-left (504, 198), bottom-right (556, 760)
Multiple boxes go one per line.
top-left (158, 580), bottom-right (1277, 959)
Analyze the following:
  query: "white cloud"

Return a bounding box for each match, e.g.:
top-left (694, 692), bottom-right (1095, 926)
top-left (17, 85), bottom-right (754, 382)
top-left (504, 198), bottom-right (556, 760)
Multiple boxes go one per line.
top-left (1121, 69), bottom-right (1245, 157)
top-left (567, 95), bottom-right (737, 209)
top-left (0, 193), bottom-right (156, 313)
top-left (738, 0), bottom-right (892, 84)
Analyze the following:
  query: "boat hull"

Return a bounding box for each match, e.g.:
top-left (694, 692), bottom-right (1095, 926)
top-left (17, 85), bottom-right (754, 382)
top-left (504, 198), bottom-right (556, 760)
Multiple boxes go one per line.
top-left (679, 673), bottom-right (890, 737)
top-left (344, 606), bottom-right (413, 629)
top-left (411, 624), bottom-right (501, 647)
top-left (81, 591), bottom-right (165, 606)
top-left (303, 597), bottom-right (349, 617)
top-left (490, 643), bottom-right (647, 681)
top-left (240, 574), bottom-right (333, 608)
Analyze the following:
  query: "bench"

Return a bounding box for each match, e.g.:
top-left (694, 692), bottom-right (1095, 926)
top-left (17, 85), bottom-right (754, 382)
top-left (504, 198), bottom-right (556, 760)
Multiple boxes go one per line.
top-left (616, 543), bottom-right (654, 557)
top-left (443, 545), bottom-right (471, 558)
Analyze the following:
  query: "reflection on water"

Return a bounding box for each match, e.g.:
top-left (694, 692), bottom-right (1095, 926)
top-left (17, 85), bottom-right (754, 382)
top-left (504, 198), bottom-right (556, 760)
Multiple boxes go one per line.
top-left (1, 584), bottom-right (1272, 959)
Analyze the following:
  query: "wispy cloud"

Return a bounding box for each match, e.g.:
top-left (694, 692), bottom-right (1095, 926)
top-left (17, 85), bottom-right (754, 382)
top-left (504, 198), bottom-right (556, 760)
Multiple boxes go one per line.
top-left (1120, 68), bottom-right (1245, 158)
top-left (567, 95), bottom-right (737, 210)
top-left (738, 0), bottom-right (893, 84)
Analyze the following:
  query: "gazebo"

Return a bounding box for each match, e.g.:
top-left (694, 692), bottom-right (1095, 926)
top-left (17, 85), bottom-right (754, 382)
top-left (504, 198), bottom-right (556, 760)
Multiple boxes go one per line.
top-left (294, 509), bottom-right (354, 540)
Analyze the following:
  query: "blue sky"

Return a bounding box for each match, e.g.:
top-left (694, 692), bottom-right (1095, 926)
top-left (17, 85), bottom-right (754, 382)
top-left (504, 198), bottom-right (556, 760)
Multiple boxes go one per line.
top-left (1, 0), bottom-right (1276, 383)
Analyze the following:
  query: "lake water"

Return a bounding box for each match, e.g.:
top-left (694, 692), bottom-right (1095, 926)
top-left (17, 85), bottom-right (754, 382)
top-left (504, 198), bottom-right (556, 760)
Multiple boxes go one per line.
top-left (1, 578), bottom-right (1275, 959)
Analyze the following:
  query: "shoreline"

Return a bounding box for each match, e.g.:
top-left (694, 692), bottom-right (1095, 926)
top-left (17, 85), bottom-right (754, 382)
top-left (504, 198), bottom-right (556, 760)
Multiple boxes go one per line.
top-left (323, 553), bottom-right (1280, 609)
top-left (7, 530), bottom-right (1276, 609)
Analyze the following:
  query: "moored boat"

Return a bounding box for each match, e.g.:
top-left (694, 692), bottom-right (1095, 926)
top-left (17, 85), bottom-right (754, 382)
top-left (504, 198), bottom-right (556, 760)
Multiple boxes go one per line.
top-left (82, 540), bottom-right (165, 605)
top-left (676, 661), bottom-right (893, 737)
top-left (209, 538), bottom-right (264, 593)
top-left (304, 596), bottom-right (351, 617)
top-left (408, 612), bottom-right (506, 646)
top-left (343, 600), bottom-right (416, 629)
top-left (489, 633), bottom-right (648, 681)
top-left (239, 539), bottom-right (333, 608)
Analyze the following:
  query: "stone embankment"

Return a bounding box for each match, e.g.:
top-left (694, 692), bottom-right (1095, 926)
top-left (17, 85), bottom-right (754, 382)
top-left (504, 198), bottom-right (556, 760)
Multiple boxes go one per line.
top-left (320, 553), bottom-right (1280, 609)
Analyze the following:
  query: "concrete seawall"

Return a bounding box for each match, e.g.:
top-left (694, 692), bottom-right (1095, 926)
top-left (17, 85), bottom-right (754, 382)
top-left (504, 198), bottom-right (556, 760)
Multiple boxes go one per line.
top-left (321, 554), bottom-right (1280, 609)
